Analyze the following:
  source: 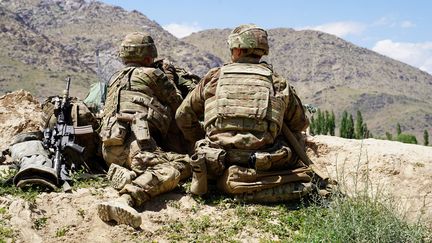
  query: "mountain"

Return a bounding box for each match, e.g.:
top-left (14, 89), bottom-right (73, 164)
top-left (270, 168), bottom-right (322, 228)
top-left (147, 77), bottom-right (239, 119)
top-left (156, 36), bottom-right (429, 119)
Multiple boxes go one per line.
top-left (0, 5), bottom-right (95, 98)
top-left (1, 0), bottom-right (431, 138)
top-left (0, 0), bottom-right (222, 98)
top-left (183, 28), bottom-right (432, 138)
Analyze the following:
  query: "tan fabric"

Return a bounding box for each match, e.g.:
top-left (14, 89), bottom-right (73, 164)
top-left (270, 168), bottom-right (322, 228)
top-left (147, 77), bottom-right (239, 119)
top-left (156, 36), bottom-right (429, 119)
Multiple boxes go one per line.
top-left (101, 64), bottom-right (183, 164)
top-left (127, 164), bottom-right (181, 200)
top-left (190, 154), bottom-right (207, 195)
top-left (203, 63), bottom-right (285, 145)
top-left (217, 165), bottom-right (312, 194)
top-left (176, 62), bottom-right (308, 150)
top-left (234, 182), bottom-right (313, 203)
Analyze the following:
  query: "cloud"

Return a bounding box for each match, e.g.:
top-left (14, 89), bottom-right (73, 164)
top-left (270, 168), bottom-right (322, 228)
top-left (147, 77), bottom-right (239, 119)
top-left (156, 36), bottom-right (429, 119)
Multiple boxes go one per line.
top-left (400, 20), bottom-right (415, 28)
top-left (373, 17), bottom-right (415, 28)
top-left (299, 21), bottom-right (366, 38)
top-left (372, 17), bottom-right (396, 27)
top-left (162, 22), bottom-right (202, 38)
top-left (372, 40), bottom-right (432, 73)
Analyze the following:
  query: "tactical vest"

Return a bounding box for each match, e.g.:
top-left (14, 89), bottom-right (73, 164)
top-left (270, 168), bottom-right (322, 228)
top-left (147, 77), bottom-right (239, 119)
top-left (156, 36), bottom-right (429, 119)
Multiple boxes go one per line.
top-left (102, 67), bottom-right (171, 138)
top-left (204, 63), bottom-right (285, 139)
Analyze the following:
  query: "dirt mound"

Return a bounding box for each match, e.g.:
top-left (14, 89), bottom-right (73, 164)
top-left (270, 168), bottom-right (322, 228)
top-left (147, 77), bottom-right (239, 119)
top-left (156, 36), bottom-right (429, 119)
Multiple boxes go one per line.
top-left (308, 135), bottom-right (432, 226)
top-left (0, 90), bottom-right (44, 150)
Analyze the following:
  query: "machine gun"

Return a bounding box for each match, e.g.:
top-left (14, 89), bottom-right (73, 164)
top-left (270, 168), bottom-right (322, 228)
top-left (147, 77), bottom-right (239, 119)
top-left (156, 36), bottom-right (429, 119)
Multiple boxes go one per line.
top-left (43, 77), bottom-right (93, 190)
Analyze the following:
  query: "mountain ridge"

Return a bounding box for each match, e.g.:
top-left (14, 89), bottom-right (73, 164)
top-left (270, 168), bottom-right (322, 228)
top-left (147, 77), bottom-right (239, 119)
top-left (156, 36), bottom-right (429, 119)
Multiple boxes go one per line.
top-left (0, 0), bottom-right (430, 138)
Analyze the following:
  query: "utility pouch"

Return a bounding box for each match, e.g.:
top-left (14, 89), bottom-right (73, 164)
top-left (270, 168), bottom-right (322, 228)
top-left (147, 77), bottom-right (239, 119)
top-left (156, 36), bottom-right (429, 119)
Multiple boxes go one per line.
top-left (190, 153), bottom-right (207, 196)
top-left (197, 146), bottom-right (226, 178)
top-left (130, 113), bottom-right (151, 146)
top-left (253, 145), bottom-right (293, 171)
top-left (100, 116), bottom-right (129, 147)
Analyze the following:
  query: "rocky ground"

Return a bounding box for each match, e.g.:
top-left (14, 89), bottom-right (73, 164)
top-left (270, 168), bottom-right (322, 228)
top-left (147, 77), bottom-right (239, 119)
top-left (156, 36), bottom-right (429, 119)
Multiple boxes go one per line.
top-left (0, 91), bottom-right (431, 242)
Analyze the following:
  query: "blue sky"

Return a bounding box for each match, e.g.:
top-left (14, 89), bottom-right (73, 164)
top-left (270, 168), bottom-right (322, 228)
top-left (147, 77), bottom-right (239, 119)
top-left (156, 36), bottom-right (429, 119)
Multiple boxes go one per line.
top-left (102, 0), bottom-right (432, 73)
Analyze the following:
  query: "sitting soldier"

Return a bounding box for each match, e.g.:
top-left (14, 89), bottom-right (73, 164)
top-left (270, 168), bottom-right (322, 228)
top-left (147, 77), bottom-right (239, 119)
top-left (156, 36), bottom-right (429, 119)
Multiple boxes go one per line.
top-left (96, 32), bottom-right (191, 228)
top-left (176, 24), bottom-right (323, 202)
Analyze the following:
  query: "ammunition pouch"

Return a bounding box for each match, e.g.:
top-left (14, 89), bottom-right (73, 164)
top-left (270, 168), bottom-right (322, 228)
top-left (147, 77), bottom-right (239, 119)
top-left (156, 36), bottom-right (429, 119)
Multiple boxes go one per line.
top-left (252, 144), bottom-right (295, 171)
top-left (100, 116), bottom-right (129, 147)
top-left (195, 140), bottom-right (226, 178)
top-left (222, 139), bottom-right (297, 171)
top-left (217, 165), bottom-right (312, 194)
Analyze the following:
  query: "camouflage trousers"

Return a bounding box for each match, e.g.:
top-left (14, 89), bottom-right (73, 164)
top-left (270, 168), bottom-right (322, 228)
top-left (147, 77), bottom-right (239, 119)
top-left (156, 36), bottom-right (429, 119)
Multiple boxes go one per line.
top-left (192, 138), bottom-right (313, 202)
top-left (102, 136), bottom-right (191, 206)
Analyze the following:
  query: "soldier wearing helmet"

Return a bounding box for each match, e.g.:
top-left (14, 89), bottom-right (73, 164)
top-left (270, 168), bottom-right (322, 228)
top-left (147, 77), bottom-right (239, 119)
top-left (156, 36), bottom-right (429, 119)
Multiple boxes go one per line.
top-left (97, 32), bottom-right (191, 228)
top-left (176, 24), bottom-right (314, 202)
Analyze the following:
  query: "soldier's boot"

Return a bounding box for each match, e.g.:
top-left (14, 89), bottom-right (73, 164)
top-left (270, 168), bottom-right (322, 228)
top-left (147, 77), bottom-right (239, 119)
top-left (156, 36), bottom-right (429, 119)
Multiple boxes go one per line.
top-left (106, 163), bottom-right (137, 190)
top-left (234, 182), bottom-right (313, 203)
top-left (190, 154), bottom-right (207, 196)
top-left (97, 194), bottom-right (142, 228)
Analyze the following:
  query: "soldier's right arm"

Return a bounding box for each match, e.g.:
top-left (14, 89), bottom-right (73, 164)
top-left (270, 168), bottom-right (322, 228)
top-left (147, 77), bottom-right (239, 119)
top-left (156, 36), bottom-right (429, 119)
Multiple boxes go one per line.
top-left (175, 68), bottom-right (220, 143)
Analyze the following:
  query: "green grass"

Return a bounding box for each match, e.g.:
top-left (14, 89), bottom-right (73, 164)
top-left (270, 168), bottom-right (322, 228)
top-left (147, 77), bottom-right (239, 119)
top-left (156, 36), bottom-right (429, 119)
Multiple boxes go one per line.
top-left (0, 207), bottom-right (16, 243)
top-left (153, 186), bottom-right (431, 242)
top-left (70, 170), bottom-right (109, 189)
top-left (0, 168), bottom-right (40, 203)
top-left (55, 226), bottom-right (69, 237)
top-left (33, 217), bottom-right (48, 230)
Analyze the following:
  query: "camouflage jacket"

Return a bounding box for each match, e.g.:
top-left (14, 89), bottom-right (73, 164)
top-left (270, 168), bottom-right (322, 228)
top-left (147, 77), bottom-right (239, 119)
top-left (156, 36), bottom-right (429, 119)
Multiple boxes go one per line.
top-left (175, 60), bottom-right (309, 150)
top-left (105, 63), bottom-right (183, 118)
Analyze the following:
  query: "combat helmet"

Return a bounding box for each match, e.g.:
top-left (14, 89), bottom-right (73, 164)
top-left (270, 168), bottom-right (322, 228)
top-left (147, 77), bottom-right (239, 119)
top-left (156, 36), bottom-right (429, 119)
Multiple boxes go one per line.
top-left (227, 24), bottom-right (269, 56)
top-left (119, 32), bottom-right (158, 62)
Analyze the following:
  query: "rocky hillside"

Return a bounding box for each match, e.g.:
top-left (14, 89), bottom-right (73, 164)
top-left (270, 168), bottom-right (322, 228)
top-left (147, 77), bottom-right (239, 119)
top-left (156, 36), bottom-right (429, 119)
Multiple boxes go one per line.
top-left (0, 0), bottom-right (222, 98)
top-left (1, 0), bottom-right (431, 138)
top-left (183, 28), bottom-right (432, 139)
top-left (0, 5), bottom-right (95, 98)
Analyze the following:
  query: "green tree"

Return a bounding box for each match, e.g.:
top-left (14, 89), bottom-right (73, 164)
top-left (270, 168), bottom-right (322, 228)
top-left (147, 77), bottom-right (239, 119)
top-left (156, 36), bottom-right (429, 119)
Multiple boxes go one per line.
top-left (424, 130), bottom-right (429, 146)
top-left (315, 109), bottom-right (324, 135)
top-left (362, 123), bottom-right (369, 138)
top-left (329, 111), bottom-right (336, 136)
top-left (323, 110), bottom-right (330, 135)
top-left (385, 132), bottom-right (393, 140)
top-left (396, 123), bottom-right (402, 135)
top-left (309, 116), bottom-right (316, 135)
top-left (347, 114), bottom-right (355, 139)
top-left (397, 133), bottom-right (417, 144)
top-left (340, 111), bottom-right (348, 138)
top-left (355, 110), bottom-right (364, 139)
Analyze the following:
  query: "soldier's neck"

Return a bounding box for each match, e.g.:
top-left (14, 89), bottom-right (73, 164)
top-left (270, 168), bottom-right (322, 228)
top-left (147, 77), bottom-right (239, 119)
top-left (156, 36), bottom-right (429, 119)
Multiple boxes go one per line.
top-left (235, 57), bottom-right (261, 64)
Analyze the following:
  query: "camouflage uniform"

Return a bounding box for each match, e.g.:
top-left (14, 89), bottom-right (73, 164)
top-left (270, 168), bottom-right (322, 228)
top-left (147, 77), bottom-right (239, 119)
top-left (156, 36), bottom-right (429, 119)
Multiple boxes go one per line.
top-left (97, 32), bottom-right (191, 228)
top-left (176, 24), bottom-right (312, 202)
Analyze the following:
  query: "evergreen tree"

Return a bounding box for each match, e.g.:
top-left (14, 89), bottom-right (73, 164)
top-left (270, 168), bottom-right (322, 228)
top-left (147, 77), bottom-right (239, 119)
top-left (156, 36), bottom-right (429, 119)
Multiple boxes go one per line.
top-left (323, 110), bottom-right (330, 135)
top-left (355, 110), bottom-right (364, 139)
top-left (309, 116), bottom-right (316, 135)
top-left (396, 123), bottom-right (402, 135)
top-left (340, 111), bottom-right (348, 138)
top-left (316, 109), bottom-right (323, 135)
top-left (424, 130), bottom-right (429, 146)
top-left (397, 133), bottom-right (417, 144)
top-left (385, 132), bottom-right (393, 140)
top-left (329, 111), bottom-right (336, 136)
top-left (362, 123), bottom-right (369, 138)
top-left (347, 114), bottom-right (355, 139)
